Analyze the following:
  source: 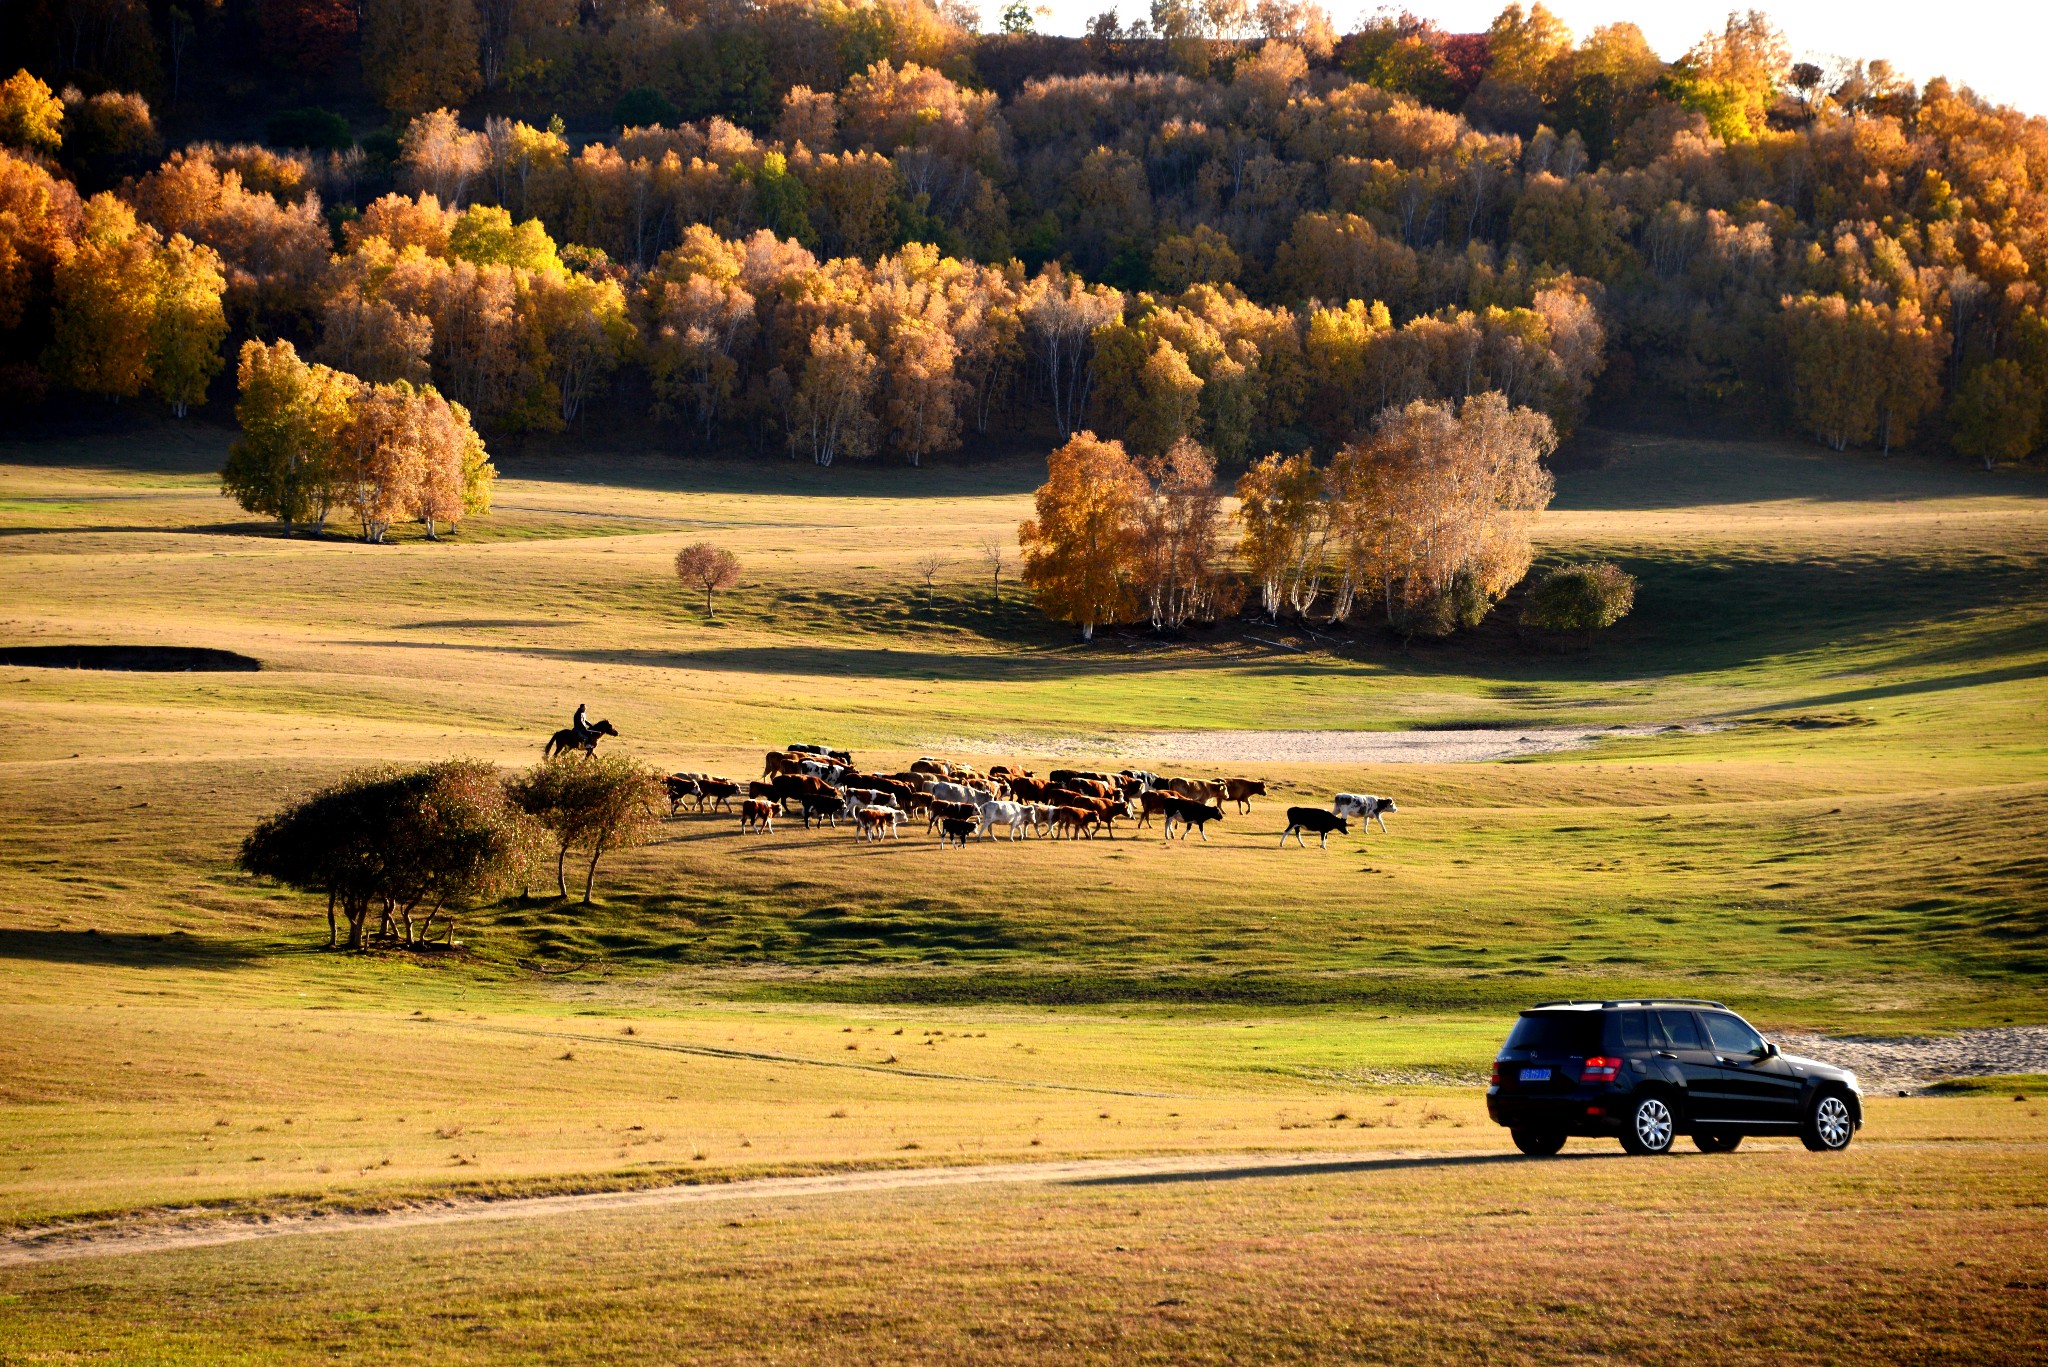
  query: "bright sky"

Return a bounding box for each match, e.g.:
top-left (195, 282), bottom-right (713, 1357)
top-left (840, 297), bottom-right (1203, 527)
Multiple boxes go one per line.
top-left (984, 1), bottom-right (2048, 117)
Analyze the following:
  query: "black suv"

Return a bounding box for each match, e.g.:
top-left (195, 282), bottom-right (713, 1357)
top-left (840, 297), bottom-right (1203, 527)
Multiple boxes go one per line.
top-left (1486, 999), bottom-right (1862, 1156)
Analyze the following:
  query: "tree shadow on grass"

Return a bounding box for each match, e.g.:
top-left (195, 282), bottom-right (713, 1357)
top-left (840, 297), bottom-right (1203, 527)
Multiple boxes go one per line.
top-left (0, 928), bottom-right (264, 968)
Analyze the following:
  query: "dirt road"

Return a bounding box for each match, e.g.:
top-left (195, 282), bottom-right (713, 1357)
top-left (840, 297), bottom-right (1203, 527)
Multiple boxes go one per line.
top-left (2, 1149), bottom-right (1508, 1269)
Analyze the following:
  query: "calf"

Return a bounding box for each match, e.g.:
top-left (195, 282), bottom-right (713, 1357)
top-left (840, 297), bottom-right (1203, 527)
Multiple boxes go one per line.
top-left (1282, 806), bottom-right (1349, 849)
top-left (856, 806), bottom-right (901, 842)
top-left (664, 774), bottom-right (700, 816)
top-left (1020, 803), bottom-right (1057, 838)
top-left (926, 799), bottom-right (978, 833)
top-left (1332, 794), bottom-right (1398, 834)
top-left (938, 815), bottom-right (977, 847)
top-left (1161, 797), bottom-right (1224, 842)
top-left (697, 778), bottom-right (740, 812)
top-left (1222, 778), bottom-right (1267, 814)
top-left (739, 798), bottom-right (774, 834)
top-left (1051, 805), bottom-right (1100, 840)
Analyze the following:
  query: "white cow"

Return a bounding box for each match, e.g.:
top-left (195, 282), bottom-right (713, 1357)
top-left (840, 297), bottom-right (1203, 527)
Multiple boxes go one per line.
top-left (975, 799), bottom-right (1026, 841)
top-left (1332, 793), bottom-right (1398, 833)
top-left (926, 780), bottom-right (994, 806)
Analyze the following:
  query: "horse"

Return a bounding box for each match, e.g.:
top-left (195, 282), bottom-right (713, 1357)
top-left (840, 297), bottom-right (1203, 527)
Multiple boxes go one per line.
top-left (543, 718), bottom-right (618, 758)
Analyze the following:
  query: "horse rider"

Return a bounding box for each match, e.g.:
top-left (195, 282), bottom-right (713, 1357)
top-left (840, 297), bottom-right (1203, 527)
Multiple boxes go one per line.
top-left (570, 702), bottom-right (591, 743)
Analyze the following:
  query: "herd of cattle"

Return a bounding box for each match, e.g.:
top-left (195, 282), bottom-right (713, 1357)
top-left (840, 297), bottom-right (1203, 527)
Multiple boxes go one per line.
top-left (659, 744), bottom-right (1399, 850)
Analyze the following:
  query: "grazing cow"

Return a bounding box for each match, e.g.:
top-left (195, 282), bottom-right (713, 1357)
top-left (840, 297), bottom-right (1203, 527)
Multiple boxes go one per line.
top-left (1060, 777), bottom-right (1113, 800)
top-left (856, 806), bottom-right (901, 842)
top-left (697, 779), bottom-right (740, 812)
top-left (763, 750), bottom-right (813, 779)
top-left (771, 774), bottom-right (839, 813)
top-left (1133, 790), bottom-right (1173, 828)
top-left (975, 800), bottom-right (1027, 841)
top-left (1161, 797), bottom-right (1224, 841)
top-left (1222, 778), bottom-right (1267, 814)
top-left (1166, 777), bottom-right (1226, 806)
top-left (1007, 775), bottom-right (1059, 803)
top-left (1051, 806), bottom-right (1100, 840)
top-left (1020, 803), bottom-right (1056, 837)
top-left (1050, 768), bottom-right (1112, 786)
top-left (843, 787), bottom-right (901, 815)
top-left (1332, 794), bottom-right (1398, 834)
top-left (1052, 791), bottom-right (1130, 836)
top-left (664, 774), bottom-right (700, 816)
top-left (747, 779), bottom-right (778, 803)
top-left (1282, 807), bottom-right (1350, 849)
top-left (740, 798), bottom-right (774, 833)
top-left (938, 816), bottom-right (977, 847)
top-left (912, 758), bottom-right (951, 779)
top-left (786, 743), bottom-right (853, 766)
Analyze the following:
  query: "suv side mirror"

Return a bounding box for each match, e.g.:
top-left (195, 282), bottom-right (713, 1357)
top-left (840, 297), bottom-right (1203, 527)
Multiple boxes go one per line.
top-left (1761, 1041), bottom-right (1779, 1058)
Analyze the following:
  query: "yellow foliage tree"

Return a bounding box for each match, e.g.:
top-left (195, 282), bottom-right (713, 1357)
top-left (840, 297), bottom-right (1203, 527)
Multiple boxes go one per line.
top-left (48, 193), bottom-right (159, 399)
top-left (1019, 430), bottom-right (1149, 641)
top-left (148, 233), bottom-right (228, 416)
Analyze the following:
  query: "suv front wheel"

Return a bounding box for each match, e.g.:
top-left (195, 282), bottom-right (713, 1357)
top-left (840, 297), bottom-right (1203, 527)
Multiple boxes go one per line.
top-left (1800, 1091), bottom-right (1855, 1152)
top-left (1620, 1094), bottom-right (1676, 1155)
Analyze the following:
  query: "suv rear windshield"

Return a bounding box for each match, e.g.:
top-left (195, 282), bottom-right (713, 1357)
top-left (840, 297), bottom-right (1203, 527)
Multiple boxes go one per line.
top-left (1504, 1012), bottom-right (1603, 1054)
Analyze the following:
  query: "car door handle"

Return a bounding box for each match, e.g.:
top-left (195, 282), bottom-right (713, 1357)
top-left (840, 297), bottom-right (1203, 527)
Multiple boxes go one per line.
top-left (1655, 1051), bottom-right (1677, 1059)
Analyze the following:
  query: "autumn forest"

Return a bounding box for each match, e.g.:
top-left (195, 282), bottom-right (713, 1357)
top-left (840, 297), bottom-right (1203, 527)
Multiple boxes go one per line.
top-left (4, 0), bottom-right (2046, 627)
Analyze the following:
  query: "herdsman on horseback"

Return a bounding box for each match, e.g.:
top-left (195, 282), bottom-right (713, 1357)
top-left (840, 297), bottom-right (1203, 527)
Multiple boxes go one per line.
top-left (544, 703), bottom-right (618, 759)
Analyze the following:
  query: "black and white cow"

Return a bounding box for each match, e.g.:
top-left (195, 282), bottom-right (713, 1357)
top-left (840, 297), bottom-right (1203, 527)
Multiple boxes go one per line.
top-left (1332, 793), bottom-right (1398, 834)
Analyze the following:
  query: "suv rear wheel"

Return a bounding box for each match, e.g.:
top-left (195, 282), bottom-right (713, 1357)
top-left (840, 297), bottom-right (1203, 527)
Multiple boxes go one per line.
top-left (1800, 1091), bottom-right (1855, 1152)
top-left (1620, 1094), bottom-right (1676, 1155)
top-left (1692, 1130), bottom-right (1741, 1154)
top-left (1511, 1129), bottom-right (1566, 1156)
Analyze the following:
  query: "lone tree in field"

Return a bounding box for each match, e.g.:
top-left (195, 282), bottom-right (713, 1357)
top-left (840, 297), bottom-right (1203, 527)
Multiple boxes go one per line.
top-left (1520, 561), bottom-right (1638, 646)
top-left (507, 752), bottom-right (662, 904)
top-left (979, 537), bottom-right (1005, 608)
top-left (1018, 431), bottom-right (1148, 642)
top-left (914, 551), bottom-right (946, 613)
top-left (674, 542), bottom-right (740, 617)
top-left (238, 760), bottom-right (540, 950)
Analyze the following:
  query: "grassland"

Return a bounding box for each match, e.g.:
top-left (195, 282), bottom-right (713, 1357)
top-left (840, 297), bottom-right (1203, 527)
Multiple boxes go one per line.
top-left (1, 414), bottom-right (2045, 1359)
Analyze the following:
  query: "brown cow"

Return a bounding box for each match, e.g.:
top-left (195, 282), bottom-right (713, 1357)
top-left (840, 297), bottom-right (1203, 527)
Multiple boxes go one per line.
top-left (763, 750), bottom-right (806, 778)
top-left (1166, 777), bottom-right (1226, 806)
top-left (856, 806), bottom-right (901, 842)
top-left (1051, 806), bottom-right (1100, 840)
top-left (740, 798), bottom-right (774, 833)
top-left (926, 799), bottom-right (978, 832)
top-left (697, 778), bottom-right (740, 812)
top-left (1133, 790), bottom-right (1173, 828)
top-left (1222, 778), bottom-right (1267, 813)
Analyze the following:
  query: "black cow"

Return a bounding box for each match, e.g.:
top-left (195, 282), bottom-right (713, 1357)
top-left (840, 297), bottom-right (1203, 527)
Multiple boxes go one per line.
top-left (938, 816), bottom-right (977, 847)
top-left (1160, 797), bottom-right (1224, 842)
top-left (1282, 807), bottom-right (1350, 849)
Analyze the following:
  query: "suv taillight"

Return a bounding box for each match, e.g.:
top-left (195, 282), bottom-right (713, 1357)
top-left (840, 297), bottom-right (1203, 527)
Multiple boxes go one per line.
top-left (1580, 1056), bottom-right (1622, 1083)
top-left (1490, 1060), bottom-right (1502, 1086)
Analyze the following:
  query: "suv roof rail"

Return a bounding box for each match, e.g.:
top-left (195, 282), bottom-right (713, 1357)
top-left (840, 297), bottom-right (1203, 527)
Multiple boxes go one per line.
top-left (1527, 998), bottom-right (1729, 1010)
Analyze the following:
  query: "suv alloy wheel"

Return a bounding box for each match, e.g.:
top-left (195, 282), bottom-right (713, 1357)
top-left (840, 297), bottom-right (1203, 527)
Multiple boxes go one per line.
top-left (1800, 1091), bottom-right (1855, 1152)
top-left (1621, 1094), bottom-right (1676, 1155)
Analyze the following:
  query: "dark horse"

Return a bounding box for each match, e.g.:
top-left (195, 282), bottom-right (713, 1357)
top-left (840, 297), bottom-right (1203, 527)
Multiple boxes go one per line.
top-left (544, 718), bottom-right (619, 758)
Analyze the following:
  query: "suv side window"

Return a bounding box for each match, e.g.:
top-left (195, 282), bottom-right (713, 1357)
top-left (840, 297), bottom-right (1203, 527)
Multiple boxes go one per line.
top-left (1703, 1013), bottom-right (1765, 1057)
top-left (1617, 1011), bottom-right (1648, 1049)
top-left (1653, 1010), bottom-right (1703, 1049)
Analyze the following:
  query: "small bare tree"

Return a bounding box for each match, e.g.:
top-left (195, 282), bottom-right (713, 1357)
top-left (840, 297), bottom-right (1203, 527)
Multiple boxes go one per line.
top-left (914, 552), bottom-right (946, 613)
top-left (979, 537), bottom-right (1005, 608)
top-left (674, 542), bottom-right (741, 617)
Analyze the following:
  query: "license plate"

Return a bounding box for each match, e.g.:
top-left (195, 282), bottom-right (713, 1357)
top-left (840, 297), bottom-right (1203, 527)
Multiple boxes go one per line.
top-left (1518, 1067), bottom-right (1552, 1083)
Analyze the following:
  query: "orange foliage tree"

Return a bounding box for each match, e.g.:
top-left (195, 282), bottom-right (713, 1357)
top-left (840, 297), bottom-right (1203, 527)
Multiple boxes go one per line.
top-left (1018, 431), bottom-right (1149, 641)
